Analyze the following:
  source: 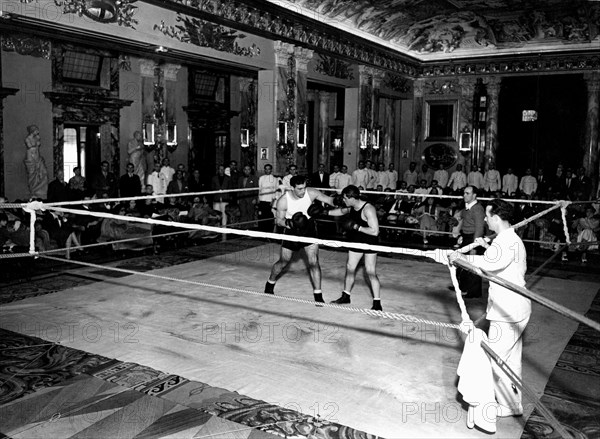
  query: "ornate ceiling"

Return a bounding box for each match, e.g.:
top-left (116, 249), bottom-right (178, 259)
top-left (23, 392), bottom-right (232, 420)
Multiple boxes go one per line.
top-left (269, 0), bottom-right (600, 61)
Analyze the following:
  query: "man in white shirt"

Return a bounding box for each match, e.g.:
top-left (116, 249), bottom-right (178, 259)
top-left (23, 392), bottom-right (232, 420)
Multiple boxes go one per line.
top-left (403, 161), bottom-right (418, 187)
top-left (376, 162), bottom-right (389, 190)
top-left (418, 163), bottom-right (433, 187)
top-left (160, 158), bottom-right (175, 186)
top-left (329, 164), bottom-right (341, 189)
top-left (467, 165), bottom-right (485, 191)
top-left (448, 164), bottom-right (467, 194)
top-left (146, 162), bottom-right (167, 202)
top-left (282, 164), bottom-right (298, 191)
top-left (365, 160), bottom-right (377, 189)
top-left (519, 168), bottom-right (538, 197)
top-left (414, 179), bottom-right (429, 195)
top-left (258, 164), bottom-right (280, 232)
top-left (386, 163), bottom-right (398, 190)
top-left (351, 161), bottom-right (370, 189)
top-left (483, 163), bottom-right (502, 195)
top-left (337, 165), bottom-right (352, 190)
top-left (448, 199), bottom-right (531, 418)
top-left (502, 168), bottom-right (518, 196)
top-left (433, 163), bottom-right (449, 191)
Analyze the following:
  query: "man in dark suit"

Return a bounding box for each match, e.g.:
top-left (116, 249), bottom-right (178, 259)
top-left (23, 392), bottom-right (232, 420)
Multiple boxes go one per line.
top-left (92, 161), bottom-right (118, 198)
top-left (310, 164), bottom-right (330, 189)
top-left (211, 164), bottom-right (232, 227)
top-left (47, 170), bottom-right (69, 202)
top-left (563, 169), bottom-right (576, 200)
top-left (535, 168), bottom-right (549, 199)
top-left (457, 185), bottom-right (486, 298)
top-left (119, 163), bottom-right (142, 198)
top-left (573, 167), bottom-right (591, 200)
top-left (237, 165), bottom-right (258, 226)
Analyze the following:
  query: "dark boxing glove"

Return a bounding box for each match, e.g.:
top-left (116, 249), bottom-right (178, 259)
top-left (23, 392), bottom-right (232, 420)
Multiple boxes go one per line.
top-left (333, 194), bottom-right (345, 207)
top-left (290, 212), bottom-right (310, 234)
top-left (307, 203), bottom-right (325, 218)
top-left (342, 218), bottom-right (360, 232)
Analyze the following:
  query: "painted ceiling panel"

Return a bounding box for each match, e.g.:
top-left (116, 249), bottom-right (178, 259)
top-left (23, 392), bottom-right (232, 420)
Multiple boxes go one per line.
top-left (269, 0), bottom-right (600, 60)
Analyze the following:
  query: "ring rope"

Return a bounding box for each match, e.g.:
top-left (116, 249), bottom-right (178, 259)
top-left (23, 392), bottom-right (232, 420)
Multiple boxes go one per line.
top-left (38, 254), bottom-right (460, 329)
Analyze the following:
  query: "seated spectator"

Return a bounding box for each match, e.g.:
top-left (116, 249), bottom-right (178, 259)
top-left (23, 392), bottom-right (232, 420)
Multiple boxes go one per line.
top-left (97, 204), bottom-right (153, 251)
top-left (68, 167), bottom-right (87, 200)
top-left (47, 170), bottom-right (69, 203)
top-left (573, 207), bottom-right (599, 263)
top-left (412, 197), bottom-right (439, 244)
top-left (187, 195), bottom-right (221, 239)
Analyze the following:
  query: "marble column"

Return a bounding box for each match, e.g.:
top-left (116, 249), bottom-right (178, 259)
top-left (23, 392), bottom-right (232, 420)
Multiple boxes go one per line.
top-left (294, 47), bottom-right (313, 173)
top-left (458, 77), bottom-right (477, 169)
top-left (412, 79), bottom-right (424, 163)
top-left (317, 91), bottom-right (331, 169)
top-left (582, 72), bottom-right (599, 195)
top-left (484, 77), bottom-right (501, 168)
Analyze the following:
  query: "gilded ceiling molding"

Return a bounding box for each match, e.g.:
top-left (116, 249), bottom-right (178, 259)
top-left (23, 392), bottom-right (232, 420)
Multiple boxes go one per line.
top-left (421, 54), bottom-right (600, 77)
top-left (1, 35), bottom-right (51, 58)
top-left (154, 16), bottom-right (260, 57)
top-left (314, 54), bottom-right (354, 80)
top-left (157, 0), bottom-right (419, 76)
top-left (139, 59), bottom-right (158, 78)
top-left (46, 0), bottom-right (138, 28)
top-left (274, 41), bottom-right (295, 67)
top-left (423, 79), bottom-right (459, 95)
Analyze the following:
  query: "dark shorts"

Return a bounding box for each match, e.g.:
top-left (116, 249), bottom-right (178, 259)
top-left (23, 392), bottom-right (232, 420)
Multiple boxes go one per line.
top-left (347, 231), bottom-right (379, 254)
top-left (281, 223), bottom-right (316, 252)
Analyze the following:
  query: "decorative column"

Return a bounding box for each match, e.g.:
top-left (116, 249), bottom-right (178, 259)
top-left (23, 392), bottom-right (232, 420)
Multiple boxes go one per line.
top-left (412, 79), bottom-right (424, 162)
top-left (0, 86), bottom-right (19, 198)
top-left (458, 77), bottom-right (476, 168)
top-left (274, 41), bottom-right (295, 174)
top-left (582, 72), bottom-right (600, 195)
top-left (294, 47), bottom-right (313, 173)
top-left (484, 77), bottom-right (501, 167)
top-left (381, 97), bottom-right (396, 167)
top-left (239, 77), bottom-right (257, 169)
top-left (317, 91), bottom-right (331, 168)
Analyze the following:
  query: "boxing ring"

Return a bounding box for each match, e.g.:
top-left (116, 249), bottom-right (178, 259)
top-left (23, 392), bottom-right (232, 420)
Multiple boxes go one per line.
top-left (1, 189), bottom-right (599, 438)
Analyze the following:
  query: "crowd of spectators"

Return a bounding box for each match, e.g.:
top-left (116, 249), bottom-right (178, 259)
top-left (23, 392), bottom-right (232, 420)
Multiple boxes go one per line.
top-left (1, 158), bottom-right (598, 264)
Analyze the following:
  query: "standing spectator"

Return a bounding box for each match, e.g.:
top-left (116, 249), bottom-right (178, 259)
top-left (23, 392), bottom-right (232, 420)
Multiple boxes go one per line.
top-left (563, 169), bottom-right (576, 199)
top-left (519, 168), bottom-right (537, 197)
top-left (467, 165), bottom-right (484, 191)
top-left (549, 164), bottom-right (565, 198)
top-left (187, 169), bottom-right (205, 193)
top-left (386, 163), bottom-right (398, 190)
top-left (238, 164), bottom-right (258, 226)
top-left (574, 167), bottom-right (591, 200)
top-left (448, 164), bottom-right (467, 195)
top-left (376, 163), bottom-right (389, 190)
top-left (176, 163), bottom-right (187, 182)
top-left (160, 158), bottom-right (175, 186)
top-left (502, 168), bottom-right (518, 197)
top-left (119, 163), bottom-right (142, 198)
top-left (403, 162), bottom-right (419, 188)
top-left (365, 160), bottom-right (377, 189)
top-left (337, 165), bottom-right (352, 190)
top-left (351, 161), bottom-right (370, 189)
top-left (210, 165), bottom-right (231, 227)
top-left (47, 170), bottom-right (69, 202)
top-left (282, 164), bottom-right (299, 191)
top-left (448, 199), bottom-right (531, 418)
top-left (483, 163), bottom-right (501, 195)
top-left (147, 162), bottom-right (167, 201)
top-left (329, 164), bottom-right (341, 189)
top-left (310, 163), bottom-right (330, 189)
top-left (92, 161), bottom-right (118, 198)
top-left (166, 169), bottom-right (187, 195)
top-left (418, 163), bottom-right (433, 187)
top-left (535, 168), bottom-right (548, 198)
top-left (433, 163), bottom-right (449, 191)
top-left (68, 167), bottom-right (87, 200)
top-left (258, 163), bottom-right (279, 232)
top-left (127, 130), bottom-right (146, 190)
top-left (457, 186), bottom-right (485, 298)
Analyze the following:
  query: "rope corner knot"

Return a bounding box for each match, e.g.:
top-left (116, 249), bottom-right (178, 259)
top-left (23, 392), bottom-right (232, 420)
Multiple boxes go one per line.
top-left (24, 200), bottom-right (45, 214)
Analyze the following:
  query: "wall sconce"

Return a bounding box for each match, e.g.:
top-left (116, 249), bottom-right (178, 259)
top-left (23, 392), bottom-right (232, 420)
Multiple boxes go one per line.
top-left (241, 128), bottom-right (250, 147)
top-left (371, 129), bottom-right (381, 150)
top-left (359, 128), bottom-right (369, 149)
top-left (277, 121), bottom-right (288, 144)
top-left (332, 137), bottom-right (343, 151)
top-left (297, 122), bottom-right (307, 148)
top-left (83, 0), bottom-right (118, 23)
top-left (166, 123), bottom-right (177, 146)
top-left (459, 128), bottom-right (472, 152)
top-left (143, 122), bottom-right (155, 146)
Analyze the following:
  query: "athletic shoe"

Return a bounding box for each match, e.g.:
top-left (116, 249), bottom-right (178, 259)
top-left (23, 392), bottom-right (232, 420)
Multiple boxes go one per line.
top-left (264, 281), bottom-right (275, 294)
top-left (371, 301), bottom-right (382, 311)
top-left (314, 293), bottom-right (324, 303)
top-left (496, 404), bottom-right (523, 418)
top-left (330, 292), bottom-right (351, 304)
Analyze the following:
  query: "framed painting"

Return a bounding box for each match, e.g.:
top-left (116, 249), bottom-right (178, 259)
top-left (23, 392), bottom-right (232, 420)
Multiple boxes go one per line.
top-left (425, 100), bottom-right (458, 141)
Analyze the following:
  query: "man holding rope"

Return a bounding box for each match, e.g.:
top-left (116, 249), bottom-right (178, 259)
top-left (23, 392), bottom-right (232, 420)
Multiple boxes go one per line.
top-left (448, 198), bottom-right (531, 417)
top-left (264, 175), bottom-right (337, 303)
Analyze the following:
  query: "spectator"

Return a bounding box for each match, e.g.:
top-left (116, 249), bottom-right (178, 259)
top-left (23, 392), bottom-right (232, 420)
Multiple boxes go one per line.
top-left (119, 163), bottom-right (142, 198)
top-left (535, 168), bottom-right (548, 198)
top-left (519, 168), bottom-right (537, 197)
top-left (448, 164), bottom-right (467, 195)
top-left (502, 168), bottom-right (518, 197)
top-left (47, 170), bottom-right (69, 202)
top-left (483, 163), bottom-right (501, 195)
top-left (433, 163), bottom-right (449, 191)
top-left (160, 158), bottom-right (175, 185)
top-left (376, 163), bottom-right (389, 190)
top-left (282, 164), bottom-right (299, 191)
top-left (92, 161), bottom-right (118, 198)
top-left (337, 165), bottom-right (352, 190)
top-left (351, 161), bottom-right (370, 189)
top-left (467, 165), bottom-right (484, 191)
top-left (187, 169), bottom-right (205, 193)
top-left (310, 163), bottom-right (330, 189)
top-left (365, 160), bottom-right (377, 189)
top-left (403, 161), bottom-right (418, 187)
top-left (238, 164), bottom-right (258, 226)
top-left (258, 164), bottom-right (279, 232)
top-left (68, 167), bottom-right (87, 200)
top-left (211, 164), bottom-right (231, 227)
top-left (147, 162), bottom-right (167, 202)
top-left (329, 164), bottom-right (341, 189)
top-left (418, 163), bottom-right (433, 187)
top-left (386, 163), bottom-right (398, 190)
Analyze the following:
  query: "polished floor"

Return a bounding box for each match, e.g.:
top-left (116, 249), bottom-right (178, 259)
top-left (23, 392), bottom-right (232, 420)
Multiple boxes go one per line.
top-left (0, 234), bottom-right (598, 438)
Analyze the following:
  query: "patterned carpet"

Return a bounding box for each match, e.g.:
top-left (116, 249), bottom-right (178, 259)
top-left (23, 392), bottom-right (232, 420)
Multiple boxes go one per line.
top-left (0, 237), bottom-right (598, 438)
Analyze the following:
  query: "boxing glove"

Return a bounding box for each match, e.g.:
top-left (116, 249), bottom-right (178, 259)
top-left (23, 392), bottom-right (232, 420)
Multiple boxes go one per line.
top-left (342, 218), bottom-right (360, 232)
top-left (307, 203), bottom-right (324, 218)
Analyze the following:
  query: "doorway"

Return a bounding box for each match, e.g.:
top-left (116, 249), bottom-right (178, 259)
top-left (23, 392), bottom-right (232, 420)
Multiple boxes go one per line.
top-left (63, 124), bottom-right (100, 181)
top-left (190, 127), bottom-right (217, 187)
